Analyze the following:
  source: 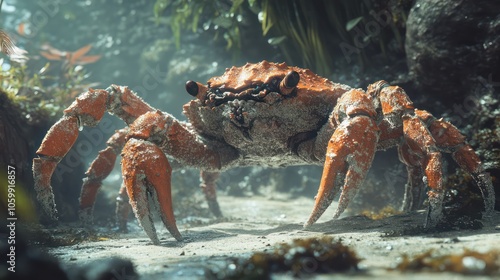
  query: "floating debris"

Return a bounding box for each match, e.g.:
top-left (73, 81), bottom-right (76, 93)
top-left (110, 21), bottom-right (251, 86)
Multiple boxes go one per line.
top-left (208, 236), bottom-right (360, 279)
top-left (39, 43), bottom-right (101, 66)
top-left (395, 249), bottom-right (500, 275)
top-left (0, 29), bottom-right (28, 63)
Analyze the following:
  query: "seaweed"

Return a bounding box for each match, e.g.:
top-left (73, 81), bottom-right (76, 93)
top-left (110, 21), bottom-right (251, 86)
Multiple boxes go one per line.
top-left (208, 236), bottom-right (360, 279)
top-left (153, 0), bottom-right (412, 75)
top-left (361, 205), bottom-right (402, 220)
top-left (395, 249), bottom-right (500, 275)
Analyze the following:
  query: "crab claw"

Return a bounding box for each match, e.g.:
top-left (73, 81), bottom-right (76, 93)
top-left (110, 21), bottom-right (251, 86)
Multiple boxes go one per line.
top-left (121, 138), bottom-right (182, 244)
top-left (305, 89), bottom-right (379, 227)
top-left (305, 116), bottom-right (379, 226)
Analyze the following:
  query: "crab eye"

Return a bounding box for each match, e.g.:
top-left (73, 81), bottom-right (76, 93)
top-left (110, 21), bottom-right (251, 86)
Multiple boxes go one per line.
top-left (185, 80), bottom-right (199, 97)
top-left (284, 71), bottom-right (300, 88)
top-left (279, 71), bottom-right (300, 95)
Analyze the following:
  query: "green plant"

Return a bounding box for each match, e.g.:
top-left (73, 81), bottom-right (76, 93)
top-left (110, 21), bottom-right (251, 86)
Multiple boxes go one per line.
top-left (261, 0), bottom-right (411, 74)
top-left (260, 0), bottom-right (333, 74)
top-left (152, 0), bottom-right (411, 75)
top-left (154, 0), bottom-right (251, 56)
top-left (0, 58), bottom-right (96, 124)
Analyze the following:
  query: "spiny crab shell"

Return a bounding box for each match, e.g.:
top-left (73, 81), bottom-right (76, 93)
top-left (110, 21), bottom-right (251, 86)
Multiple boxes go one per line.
top-left (182, 61), bottom-right (351, 167)
top-left (207, 61), bottom-right (338, 99)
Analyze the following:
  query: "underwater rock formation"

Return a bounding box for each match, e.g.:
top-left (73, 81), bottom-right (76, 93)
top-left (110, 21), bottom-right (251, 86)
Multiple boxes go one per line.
top-left (405, 0), bottom-right (500, 102)
top-left (0, 90), bottom-right (31, 179)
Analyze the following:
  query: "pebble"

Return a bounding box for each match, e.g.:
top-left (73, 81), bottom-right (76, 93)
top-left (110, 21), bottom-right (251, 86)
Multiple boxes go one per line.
top-left (445, 237), bottom-right (460, 243)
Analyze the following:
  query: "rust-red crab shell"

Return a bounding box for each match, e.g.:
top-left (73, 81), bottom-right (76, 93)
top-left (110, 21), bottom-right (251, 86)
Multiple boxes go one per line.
top-left (208, 61), bottom-right (338, 94)
top-left (181, 61), bottom-right (354, 167)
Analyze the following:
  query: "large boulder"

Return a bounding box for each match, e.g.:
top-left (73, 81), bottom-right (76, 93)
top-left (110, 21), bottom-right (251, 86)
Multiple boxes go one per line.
top-left (405, 0), bottom-right (500, 102)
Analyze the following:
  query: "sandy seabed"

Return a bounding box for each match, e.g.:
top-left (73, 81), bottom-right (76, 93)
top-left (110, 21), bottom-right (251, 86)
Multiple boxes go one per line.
top-left (46, 195), bottom-right (500, 279)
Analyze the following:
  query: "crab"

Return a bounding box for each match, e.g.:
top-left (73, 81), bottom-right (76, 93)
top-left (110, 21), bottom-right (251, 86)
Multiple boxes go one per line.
top-left (33, 61), bottom-right (495, 245)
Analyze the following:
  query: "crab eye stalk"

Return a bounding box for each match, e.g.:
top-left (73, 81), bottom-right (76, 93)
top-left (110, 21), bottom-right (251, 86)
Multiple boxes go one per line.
top-left (185, 80), bottom-right (209, 102)
top-left (185, 80), bottom-right (199, 97)
top-left (279, 71), bottom-right (300, 95)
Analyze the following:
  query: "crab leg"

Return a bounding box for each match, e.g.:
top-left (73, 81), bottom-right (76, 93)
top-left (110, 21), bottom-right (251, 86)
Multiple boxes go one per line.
top-left (121, 138), bottom-right (182, 244)
top-left (115, 183), bottom-right (130, 231)
top-left (200, 171), bottom-right (222, 217)
top-left (33, 116), bottom-right (79, 221)
top-left (417, 109), bottom-right (495, 215)
top-left (79, 128), bottom-right (128, 224)
top-left (305, 89), bottom-right (379, 227)
top-left (452, 146), bottom-right (495, 215)
top-left (399, 159), bottom-right (426, 212)
top-left (399, 114), bottom-right (445, 227)
top-left (33, 86), bottom-right (154, 221)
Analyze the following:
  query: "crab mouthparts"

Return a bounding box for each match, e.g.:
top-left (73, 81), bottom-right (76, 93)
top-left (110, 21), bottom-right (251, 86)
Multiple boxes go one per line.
top-left (206, 85), bottom-right (272, 107)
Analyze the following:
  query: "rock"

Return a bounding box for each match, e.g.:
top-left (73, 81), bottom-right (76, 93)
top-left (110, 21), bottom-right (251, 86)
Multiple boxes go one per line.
top-left (74, 257), bottom-right (138, 280)
top-left (405, 0), bottom-right (500, 102)
top-left (0, 234), bottom-right (69, 280)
